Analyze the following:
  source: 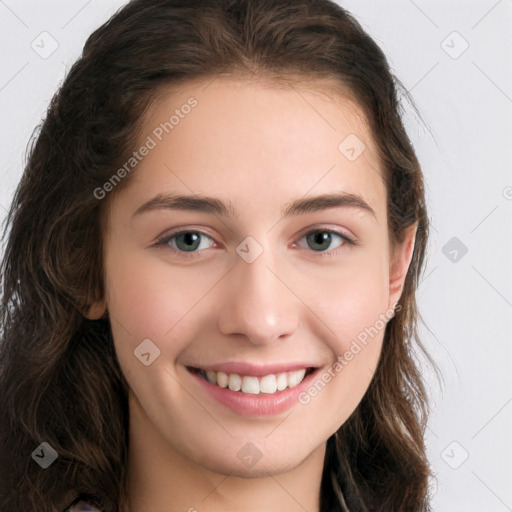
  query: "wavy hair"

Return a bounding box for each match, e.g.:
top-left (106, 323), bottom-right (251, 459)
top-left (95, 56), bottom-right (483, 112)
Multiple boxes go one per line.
top-left (0, 1), bottom-right (437, 510)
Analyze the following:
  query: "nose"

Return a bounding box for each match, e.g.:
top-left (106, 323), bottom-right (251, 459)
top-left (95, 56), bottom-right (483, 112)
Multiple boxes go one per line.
top-left (216, 244), bottom-right (300, 346)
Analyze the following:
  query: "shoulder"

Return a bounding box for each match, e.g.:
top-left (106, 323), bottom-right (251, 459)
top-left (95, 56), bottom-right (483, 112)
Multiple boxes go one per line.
top-left (64, 499), bottom-right (104, 512)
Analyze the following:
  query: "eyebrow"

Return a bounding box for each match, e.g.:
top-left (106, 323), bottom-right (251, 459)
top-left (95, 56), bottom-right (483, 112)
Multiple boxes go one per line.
top-left (133, 192), bottom-right (376, 219)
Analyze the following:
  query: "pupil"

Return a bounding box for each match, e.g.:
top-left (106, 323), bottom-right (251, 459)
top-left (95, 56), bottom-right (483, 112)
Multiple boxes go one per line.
top-left (310, 232), bottom-right (330, 251)
top-left (179, 232), bottom-right (199, 251)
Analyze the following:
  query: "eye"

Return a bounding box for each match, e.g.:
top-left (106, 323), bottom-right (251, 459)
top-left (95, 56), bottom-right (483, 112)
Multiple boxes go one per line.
top-left (296, 228), bottom-right (354, 253)
top-left (154, 227), bottom-right (355, 257)
top-left (156, 230), bottom-right (215, 253)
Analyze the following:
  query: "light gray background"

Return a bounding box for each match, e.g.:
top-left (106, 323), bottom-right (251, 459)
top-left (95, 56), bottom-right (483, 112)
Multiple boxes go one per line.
top-left (1, 1), bottom-right (511, 510)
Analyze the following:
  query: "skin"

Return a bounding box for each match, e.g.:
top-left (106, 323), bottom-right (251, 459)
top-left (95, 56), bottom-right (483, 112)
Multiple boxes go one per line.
top-left (88, 76), bottom-right (416, 512)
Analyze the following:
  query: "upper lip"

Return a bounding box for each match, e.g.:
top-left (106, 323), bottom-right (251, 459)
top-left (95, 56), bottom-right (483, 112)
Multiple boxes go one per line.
top-left (188, 362), bottom-right (319, 377)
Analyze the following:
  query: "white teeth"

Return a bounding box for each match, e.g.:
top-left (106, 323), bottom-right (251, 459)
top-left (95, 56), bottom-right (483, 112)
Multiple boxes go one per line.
top-left (276, 373), bottom-right (287, 391)
top-left (228, 373), bottom-right (241, 391)
top-left (201, 368), bottom-right (310, 395)
top-left (216, 371), bottom-right (229, 388)
top-left (241, 376), bottom-right (260, 394)
top-left (288, 368), bottom-right (306, 388)
top-left (259, 374), bottom-right (277, 394)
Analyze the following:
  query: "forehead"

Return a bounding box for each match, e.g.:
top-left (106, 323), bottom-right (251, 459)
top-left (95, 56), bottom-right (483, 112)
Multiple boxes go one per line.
top-left (120, 76), bottom-right (387, 221)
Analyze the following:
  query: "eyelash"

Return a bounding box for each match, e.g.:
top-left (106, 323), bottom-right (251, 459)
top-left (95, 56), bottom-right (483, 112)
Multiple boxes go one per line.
top-left (154, 226), bottom-right (356, 258)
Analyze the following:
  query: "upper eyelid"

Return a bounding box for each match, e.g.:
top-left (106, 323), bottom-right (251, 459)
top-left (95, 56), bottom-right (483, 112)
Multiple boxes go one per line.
top-left (296, 225), bottom-right (354, 241)
top-left (156, 228), bottom-right (215, 245)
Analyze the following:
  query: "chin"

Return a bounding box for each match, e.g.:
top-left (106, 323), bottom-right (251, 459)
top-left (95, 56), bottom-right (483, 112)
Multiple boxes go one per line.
top-left (189, 439), bottom-right (312, 478)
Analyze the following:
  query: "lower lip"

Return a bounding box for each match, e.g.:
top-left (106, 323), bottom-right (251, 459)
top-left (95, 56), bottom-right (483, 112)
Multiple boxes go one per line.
top-left (187, 367), bottom-right (319, 417)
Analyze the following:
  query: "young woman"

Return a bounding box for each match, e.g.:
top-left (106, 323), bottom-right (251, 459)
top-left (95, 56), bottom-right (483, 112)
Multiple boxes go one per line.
top-left (0, 1), bottom-right (436, 510)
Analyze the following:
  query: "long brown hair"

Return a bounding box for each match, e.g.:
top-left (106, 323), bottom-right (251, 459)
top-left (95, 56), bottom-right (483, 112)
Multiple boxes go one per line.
top-left (0, 1), bottom-right (437, 510)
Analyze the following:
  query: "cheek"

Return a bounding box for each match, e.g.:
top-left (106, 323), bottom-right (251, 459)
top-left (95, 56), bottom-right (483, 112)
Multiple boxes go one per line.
top-left (104, 248), bottom-right (217, 363)
top-left (300, 252), bottom-right (391, 426)
top-left (296, 247), bottom-right (390, 353)
top-left (103, 250), bottom-right (216, 421)
top-left (333, 266), bottom-right (389, 354)
top-left (295, 267), bottom-right (390, 433)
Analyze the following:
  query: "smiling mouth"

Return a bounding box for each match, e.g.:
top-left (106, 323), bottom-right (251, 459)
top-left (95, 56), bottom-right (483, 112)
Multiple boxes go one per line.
top-left (187, 367), bottom-right (316, 395)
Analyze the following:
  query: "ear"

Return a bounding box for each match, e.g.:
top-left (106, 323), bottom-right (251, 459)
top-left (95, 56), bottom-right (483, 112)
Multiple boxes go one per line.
top-left (83, 298), bottom-right (107, 320)
top-left (388, 223), bottom-right (417, 310)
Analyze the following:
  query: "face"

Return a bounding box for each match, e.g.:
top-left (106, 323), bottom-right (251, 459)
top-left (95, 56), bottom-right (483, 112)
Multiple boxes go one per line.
top-left (91, 76), bottom-right (415, 478)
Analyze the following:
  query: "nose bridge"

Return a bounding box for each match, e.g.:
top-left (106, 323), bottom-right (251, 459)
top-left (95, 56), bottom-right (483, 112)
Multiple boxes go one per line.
top-left (216, 237), bottom-right (299, 345)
